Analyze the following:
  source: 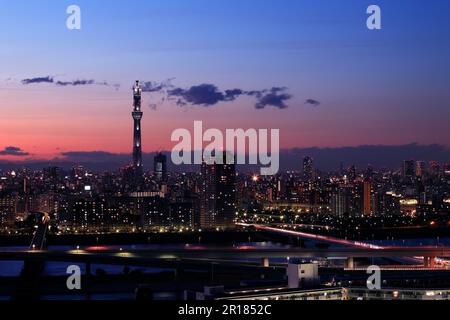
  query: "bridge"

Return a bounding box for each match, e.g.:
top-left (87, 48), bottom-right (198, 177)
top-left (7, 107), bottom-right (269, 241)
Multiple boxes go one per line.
top-left (1, 246), bottom-right (450, 268)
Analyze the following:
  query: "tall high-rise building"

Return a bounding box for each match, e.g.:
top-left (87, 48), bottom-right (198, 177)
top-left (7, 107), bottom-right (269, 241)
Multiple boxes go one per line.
top-left (330, 185), bottom-right (352, 217)
top-left (415, 161), bottom-right (426, 178)
top-left (303, 156), bottom-right (314, 182)
top-left (200, 154), bottom-right (236, 230)
top-left (132, 81), bottom-right (143, 189)
top-left (0, 193), bottom-right (17, 227)
top-left (154, 152), bottom-right (167, 181)
top-left (403, 160), bottom-right (415, 178)
top-left (43, 166), bottom-right (62, 187)
top-left (429, 161), bottom-right (441, 175)
top-left (363, 179), bottom-right (372, 215)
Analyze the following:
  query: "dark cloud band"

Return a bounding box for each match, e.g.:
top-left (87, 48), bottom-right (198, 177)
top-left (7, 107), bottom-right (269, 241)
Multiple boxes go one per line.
top-left (0, 146), bottom-right (30, 157)
top-left (1, 144), bottom-right (445, 173)
top-left (21, 76), bottom-right (118, 88)
top-left (161, 82), bottom-right (293, 109)
top-left (21, 76), bottom-right (54, 85)
top-left (55, 79), bottom-right (95, 86)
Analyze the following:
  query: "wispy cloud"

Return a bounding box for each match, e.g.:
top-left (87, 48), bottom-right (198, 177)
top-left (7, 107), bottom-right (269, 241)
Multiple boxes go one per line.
top-left (20, 76), bottom-right (119, 89)
top-left (305, 99), bottom-right (321, 107)
top-left (55, 79), bottom-right (95, 86)
top-left (21, 76), bottom-right (54, 85)
top-left (141, 78), bottom-right (175, 93)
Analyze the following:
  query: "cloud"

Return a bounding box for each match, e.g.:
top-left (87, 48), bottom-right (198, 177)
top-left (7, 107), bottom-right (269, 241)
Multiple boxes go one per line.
top-left (55, 79), bottom-right (95, 86)
top-left (149, 103), bottom-right (158, 111)
top-left (61, 151), bottom-right (125, 162)
top-left (165, 83), bottom-right (292, 109)
top-left (305, 99), bottom-right (321, 107)
top-left (2, 144), bottom-right (449, 173)
top-left (224, 89), bottom-right (245, 101)
top-left (141, 78), bottom-right (175, 93)
top-left (251, 87), bottom-right (292, 109)
top-left (168, 84), bottom-right (237, 106)
top-left (19, 76), bottom-right (293, 109)
top-left (281, 143), bottom-right (450, 171)
top-left (21, 76), bottom-right (54, 85)
top-left (20, 76), bottom-right (118, 88)
top-left (140, 79), bottom-right (175, 110)
top-left (0, 146), bottom-right (30, 157)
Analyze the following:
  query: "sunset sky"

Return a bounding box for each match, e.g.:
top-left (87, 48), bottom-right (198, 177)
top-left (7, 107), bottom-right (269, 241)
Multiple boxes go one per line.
top-left (1, 0), bottom-right (450, 162)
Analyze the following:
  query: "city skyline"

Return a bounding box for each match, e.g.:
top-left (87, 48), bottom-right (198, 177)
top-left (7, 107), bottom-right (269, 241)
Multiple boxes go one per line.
top-left (2, 0), bottom-right (450, 163)
top-left (1, 143), bottom-right (450, 173)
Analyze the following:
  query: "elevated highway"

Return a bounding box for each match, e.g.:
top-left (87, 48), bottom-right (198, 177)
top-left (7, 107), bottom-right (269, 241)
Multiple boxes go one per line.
top-left (1, 246), bottom-right (450, 267)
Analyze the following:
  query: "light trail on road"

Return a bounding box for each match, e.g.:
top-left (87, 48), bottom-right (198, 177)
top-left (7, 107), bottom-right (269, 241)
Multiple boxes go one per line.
top-left (237, 223), bottom-right (450, 268)
top-left (238, 223), bottom-right (384, 249)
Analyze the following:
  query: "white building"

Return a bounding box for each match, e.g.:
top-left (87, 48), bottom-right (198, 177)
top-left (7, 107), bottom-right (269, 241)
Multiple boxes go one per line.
top-left (287, 263), bottom-right (319, 289)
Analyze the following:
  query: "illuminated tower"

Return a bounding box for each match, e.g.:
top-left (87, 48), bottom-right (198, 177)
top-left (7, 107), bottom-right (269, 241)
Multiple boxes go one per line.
top-left (132, 80), bottom-right (143, 188)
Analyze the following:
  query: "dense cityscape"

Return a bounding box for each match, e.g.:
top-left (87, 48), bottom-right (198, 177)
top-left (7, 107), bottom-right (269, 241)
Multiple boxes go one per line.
top-left (1, 156), bottom-right (450, 236)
